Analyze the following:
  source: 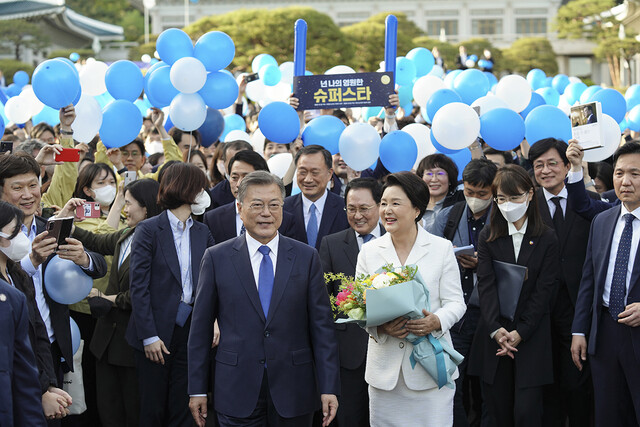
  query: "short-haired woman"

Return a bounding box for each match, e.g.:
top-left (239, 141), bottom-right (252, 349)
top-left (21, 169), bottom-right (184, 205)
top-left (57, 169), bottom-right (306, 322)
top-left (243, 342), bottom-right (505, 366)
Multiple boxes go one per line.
top-left (416, 154), bottom-right (464, 231)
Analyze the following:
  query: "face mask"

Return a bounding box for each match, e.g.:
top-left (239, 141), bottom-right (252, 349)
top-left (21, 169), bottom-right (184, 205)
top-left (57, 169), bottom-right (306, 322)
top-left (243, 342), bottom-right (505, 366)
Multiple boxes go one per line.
top-left (498, 200), bottom-right (529, 223)
top-left (465, 196), bottom-right (492, 214)
top-left (191, 190), bottom-right (211, 215)
top-left (0, 232), bottom-right (31, 262)
top-left (146, 141), bottom-right (164, 155)
top-left (92, 185), bottom-right (116, 206)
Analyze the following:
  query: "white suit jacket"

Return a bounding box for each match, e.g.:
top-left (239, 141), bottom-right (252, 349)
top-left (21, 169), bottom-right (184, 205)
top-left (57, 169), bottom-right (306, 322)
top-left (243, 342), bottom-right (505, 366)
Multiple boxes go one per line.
top-left (356, 226), bottom-right (466, 391)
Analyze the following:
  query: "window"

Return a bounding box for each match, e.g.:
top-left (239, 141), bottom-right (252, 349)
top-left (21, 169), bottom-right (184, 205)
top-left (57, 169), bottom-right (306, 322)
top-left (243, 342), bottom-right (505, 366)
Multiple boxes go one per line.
top-left (515, 8), bottom-right (548, 15)
top-left (516, 18), bottom-right (547, 34)
top-left (427, 20), bottom-right (459, 37)
top-left (470, 9), bottom-right (503, 16)
top-left (429, 10), bottom-right (459, 17)
top-left (472, 19), bottom-right (502, 35)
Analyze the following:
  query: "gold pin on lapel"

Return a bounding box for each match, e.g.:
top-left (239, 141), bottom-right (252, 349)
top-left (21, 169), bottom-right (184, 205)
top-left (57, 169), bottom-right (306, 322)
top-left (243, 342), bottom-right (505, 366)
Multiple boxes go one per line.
top-left (529, 241), bottom-right (534, 245)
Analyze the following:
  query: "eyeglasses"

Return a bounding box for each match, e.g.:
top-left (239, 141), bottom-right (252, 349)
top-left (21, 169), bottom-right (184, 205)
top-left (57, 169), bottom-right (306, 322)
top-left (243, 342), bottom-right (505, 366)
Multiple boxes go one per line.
top-left (121, 150), bottom-right (142, 159)
top-left (344, 205), bottom-right (376, 215)
top-left (494, 191), bottom-right (528, 204)
top-left (533, 160), bottom-right (560, 171)
top-left (424, 171), bottom-right (447, 179)
top-left (245, 202), bottom-right (283, 213)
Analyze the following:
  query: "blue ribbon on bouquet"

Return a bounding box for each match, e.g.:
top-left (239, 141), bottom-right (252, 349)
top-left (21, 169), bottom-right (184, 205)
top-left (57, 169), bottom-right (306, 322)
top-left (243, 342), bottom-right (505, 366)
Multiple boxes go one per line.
top-left (409, 334), bottom-right (448, 389)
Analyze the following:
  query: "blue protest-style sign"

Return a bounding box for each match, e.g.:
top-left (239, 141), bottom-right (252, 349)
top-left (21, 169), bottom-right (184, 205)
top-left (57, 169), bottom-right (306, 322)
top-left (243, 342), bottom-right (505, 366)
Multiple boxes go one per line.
top-left (384, 15), bottom-right (397, 85)
top-left (294, 19), bottom-right (307, 77)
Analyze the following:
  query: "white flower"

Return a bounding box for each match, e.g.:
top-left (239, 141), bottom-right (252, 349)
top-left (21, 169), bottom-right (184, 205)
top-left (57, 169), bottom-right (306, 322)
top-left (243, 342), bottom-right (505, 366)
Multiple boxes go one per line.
top-left (394, 267), bottom-right (403, 274)
top-left (371, 273), bottom-right (392, 289)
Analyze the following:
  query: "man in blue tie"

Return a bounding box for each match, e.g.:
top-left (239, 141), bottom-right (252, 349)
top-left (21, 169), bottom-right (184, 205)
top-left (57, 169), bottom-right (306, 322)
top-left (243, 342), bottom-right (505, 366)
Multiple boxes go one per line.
top-left (188, 171), bottom-right (340, 427)
top-left (572, 142), bottom-right (640, 426)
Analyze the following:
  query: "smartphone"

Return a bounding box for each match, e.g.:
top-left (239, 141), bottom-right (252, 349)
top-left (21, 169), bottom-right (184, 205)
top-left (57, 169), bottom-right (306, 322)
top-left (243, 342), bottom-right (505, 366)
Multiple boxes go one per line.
top-left (46, 217), bottom-right (74, 248)
top-left (0, 141), bottom-right (13, 154)
top-left (245, 72), bottom-right (259, 83)
top-left (41, 207), bottom-right (55, 219)
top-left (76, 202), bottom-right (101, 219)
top-left (54, 148), bottom-right (80, 162)
top-left (123, 171), bottom-right (137, 186)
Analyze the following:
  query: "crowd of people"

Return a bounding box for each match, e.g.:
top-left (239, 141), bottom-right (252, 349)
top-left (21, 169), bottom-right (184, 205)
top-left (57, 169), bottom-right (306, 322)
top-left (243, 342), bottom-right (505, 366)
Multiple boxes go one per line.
top-left (1, 74), bottom-right (638, 427)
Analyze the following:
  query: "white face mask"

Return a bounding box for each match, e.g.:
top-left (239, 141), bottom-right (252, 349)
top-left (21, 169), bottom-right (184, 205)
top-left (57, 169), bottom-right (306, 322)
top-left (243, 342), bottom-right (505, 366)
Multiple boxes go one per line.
top-left (191, 190), bottom-right (211, 215)
top-left (0, 231), bottom-right (31, 262)
top-left (92, 185), bottom-right (116, 206)
top-left (498, 200), bottom-right (529, 223)
top-left (465, 196), bottom-right (492, 214)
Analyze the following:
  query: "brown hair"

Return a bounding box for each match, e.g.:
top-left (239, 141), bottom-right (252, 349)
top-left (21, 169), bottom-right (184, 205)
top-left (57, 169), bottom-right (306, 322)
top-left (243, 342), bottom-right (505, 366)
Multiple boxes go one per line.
top-left (157, 162), bottom-right (207, 210)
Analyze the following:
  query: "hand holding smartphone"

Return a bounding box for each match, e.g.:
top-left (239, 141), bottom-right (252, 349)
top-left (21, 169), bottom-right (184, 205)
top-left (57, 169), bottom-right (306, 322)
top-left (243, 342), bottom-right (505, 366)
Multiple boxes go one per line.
top-left (54, 148), bottom-right (80, 162)
top-left (75, 202), bottom-right (101, 219)
top-left (46, 217), bottom-right (74, 249)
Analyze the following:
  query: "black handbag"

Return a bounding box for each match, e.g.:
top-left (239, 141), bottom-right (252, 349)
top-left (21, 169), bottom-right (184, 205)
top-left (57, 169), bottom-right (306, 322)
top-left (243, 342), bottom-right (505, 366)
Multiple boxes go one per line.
top-left (492, 260), bottom-right (527, 321)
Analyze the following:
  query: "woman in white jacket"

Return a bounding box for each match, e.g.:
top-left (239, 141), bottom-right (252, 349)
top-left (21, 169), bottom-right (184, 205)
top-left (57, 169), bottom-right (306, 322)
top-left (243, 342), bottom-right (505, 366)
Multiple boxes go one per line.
top-left (356, 172), bottom-right (466, 427)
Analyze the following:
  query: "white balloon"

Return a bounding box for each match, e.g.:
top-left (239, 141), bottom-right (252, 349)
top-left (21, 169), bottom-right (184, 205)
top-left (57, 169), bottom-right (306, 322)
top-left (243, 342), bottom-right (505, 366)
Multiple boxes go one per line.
top-left (582, 114), bottom-right (621, 162)
top-left (266, 81), bottom-right (292, 103)
top-left (250, 128), bottom-right (266, 154)
top-left (568, 76), bottom-right (582, 84)
top-left (465, 59), bottom-right (476, 68)
top-left (412, 75), bottom-right (445, 109)
top-left (224, 130), bottom-right (251, 143)
top-left (429, 65), bottom-right (444, 78)
top-left (245, 79), bottom-right (267, 102)
top-left (471, 95), bottom-right (509, 116)
top-left (85, 57), bottom-right (96, 64)
top-left (495, 75), bottom-right (531, 113)
top-left (170, 57), bottom-right (207, 94)
top-left (5, 96), bottom-right (32, 124)
top-left (80, 61), bottom-right (108, 96)
top-left (72, 94), bottom-right (103, 143)
top-left (432, 102), bottom-right (480, 150)
top-left (267, 152), bottom-right (293, 178)
top-left (401, 123), bottom-right (436, 169)
top-left (326, 65), bottom-right (355, 75)
top-left (338, 122), bottom-right (381, 171)
top-left (169, 93), bottom-right (207, 131)
top-left (19, 86), bottom-right (44, 117)
top-left (557, 95), bottom-right (572, 115)
top-left (141, 54), bottom-right (152, 63)
top-left (279, 61), bottom-right (295, 86)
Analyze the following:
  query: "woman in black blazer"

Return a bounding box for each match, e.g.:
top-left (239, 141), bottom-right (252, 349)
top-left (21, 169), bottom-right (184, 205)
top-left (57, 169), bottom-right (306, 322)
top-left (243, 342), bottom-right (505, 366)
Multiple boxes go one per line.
top-left (64, 179), bottom-right (161, 427)
top-left (468, 165), bottom-right (559, 427)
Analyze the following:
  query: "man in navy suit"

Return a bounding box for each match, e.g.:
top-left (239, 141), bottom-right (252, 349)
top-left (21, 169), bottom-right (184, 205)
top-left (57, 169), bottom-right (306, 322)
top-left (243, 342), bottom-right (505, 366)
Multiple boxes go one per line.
top-left (188, 171), bottom-right (340, 427)
top-left (209, 140), bottom-right (253, 209)
top-left (203, 151), bottom-right (295, 243)
top-left (0, 277), bottom-right (47, 426)
top-left (284, 145), bottom-right (349, 250)
top-left (572, 142), bottom-right (640, 426)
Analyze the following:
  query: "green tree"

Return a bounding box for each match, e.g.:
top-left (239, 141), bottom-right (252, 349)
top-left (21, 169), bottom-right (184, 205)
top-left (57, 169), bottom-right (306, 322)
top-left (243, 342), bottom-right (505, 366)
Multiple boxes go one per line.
top-left (594, 35), bottom-right (640, 87)
top-left (65, 0), bottom-right (143, 41)
top-left (0, 20), bottom-right (49, 61)
top-left (121, 10), bottom-right (144, 42)
top-left (0, 59), bottom-right (34, 84)
top-left (502, 37), bottom-right (558, 75)
top-left (185, 7), bottom-right (354, 73)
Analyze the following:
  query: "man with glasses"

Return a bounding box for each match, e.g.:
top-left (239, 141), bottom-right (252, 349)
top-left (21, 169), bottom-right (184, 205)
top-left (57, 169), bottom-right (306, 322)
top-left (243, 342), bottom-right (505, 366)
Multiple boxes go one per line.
top-left (188, 171), bottom-right (340, 427)
top-left (528, 138), bottom-right (597, 426)
top-left (319, 178), bottom-right (384, 427)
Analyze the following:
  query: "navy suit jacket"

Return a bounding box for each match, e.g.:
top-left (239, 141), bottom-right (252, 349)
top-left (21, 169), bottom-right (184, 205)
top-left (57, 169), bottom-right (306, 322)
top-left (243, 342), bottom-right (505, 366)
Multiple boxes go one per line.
top-left (283, 191), bottom-right (349, 250)
top-left (126, 211), bottom-right (215, 351)
top-left (0, 279), bottom-right (47, 426)
top-left (188, 234), bottom-right (340, 418)
top-left (202, 201), bottom-right (297, 243)
top-left (567, 180), bottom-right (619, 221)
top-left (572, 205), bottom-right (640, 356)
top-left (209, 179), bottom-right (234, 210)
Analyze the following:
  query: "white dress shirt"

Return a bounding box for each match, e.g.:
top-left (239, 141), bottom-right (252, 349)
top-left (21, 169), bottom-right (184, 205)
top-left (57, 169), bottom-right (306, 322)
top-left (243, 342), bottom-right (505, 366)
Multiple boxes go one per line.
top-left (507, 218), bottom-right (529, 260)
top-left (167, 210), bottom-right (194, 304)
top-left (602, 204), bottom-right (640, 306)
top-left (118, 232), bottom-right (134, 269)
top-left (302, 190), bottom-right (327, 232)
top-left (543, 186), bottom-right (568, 218)
top-left (245, 232), bottom-right (278, 289)
top-left (355, 224), bottom-right (382, 250)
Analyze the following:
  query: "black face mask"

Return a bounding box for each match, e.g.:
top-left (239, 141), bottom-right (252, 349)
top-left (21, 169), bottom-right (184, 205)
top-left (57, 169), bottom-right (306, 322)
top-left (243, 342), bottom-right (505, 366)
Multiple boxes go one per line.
top-left (88, 296), bottom-right (113, 318)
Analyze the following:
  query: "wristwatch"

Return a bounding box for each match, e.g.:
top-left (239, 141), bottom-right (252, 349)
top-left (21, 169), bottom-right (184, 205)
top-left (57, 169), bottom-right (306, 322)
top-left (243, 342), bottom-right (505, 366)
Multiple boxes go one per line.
top-left (585, 179), bottom-right (596, 188)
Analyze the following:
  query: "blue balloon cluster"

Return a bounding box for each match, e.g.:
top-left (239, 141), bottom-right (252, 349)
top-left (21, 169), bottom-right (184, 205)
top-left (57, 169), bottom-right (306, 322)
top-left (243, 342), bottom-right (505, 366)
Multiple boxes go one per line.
top-left (406, 47), bottom-right (434, 77)
top-left (426, 89), bottom-right (462, 121)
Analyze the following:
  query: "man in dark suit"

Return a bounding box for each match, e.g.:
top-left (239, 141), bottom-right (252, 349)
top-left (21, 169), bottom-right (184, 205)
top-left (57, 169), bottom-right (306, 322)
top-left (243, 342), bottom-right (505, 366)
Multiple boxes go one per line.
top-left (284, 145), bottom-right (349, 251)
top-left (572, 142), bottom-right (640, 426)
top-left (529, 139), bottom-right (596, 426)
top-left (319, 178), bottom-right (383, 427)
top-left (204, 150), bottom-right (295, 243)
top-left (209, 140), bottom-right (253, 209)
top-left (188, 171), bottom-right (340, 427)
top-left (0, 278), bottom-right (48, 426)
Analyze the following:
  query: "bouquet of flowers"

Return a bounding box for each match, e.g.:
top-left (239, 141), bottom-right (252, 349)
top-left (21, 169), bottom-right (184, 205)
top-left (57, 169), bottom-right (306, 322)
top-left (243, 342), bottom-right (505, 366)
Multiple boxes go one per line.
top-left (326, 263), bottom-right (463, 389)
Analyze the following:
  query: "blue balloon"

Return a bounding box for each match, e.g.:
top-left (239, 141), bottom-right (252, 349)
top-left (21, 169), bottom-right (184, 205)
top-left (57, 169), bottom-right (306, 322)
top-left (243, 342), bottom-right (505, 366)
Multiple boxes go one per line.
top-left (32, 106), bottom-right (60, 127)
top-left (5, 84), bottom-right (19, 97)
top-left (72, 86), bottom-right (82, 106)
top-left (447, 149), bottom-right (472, 180)
top-left (627, 95), bottom-right (640, 112)
top-left (32, 59), bottom-right (80, 109)
top-left (70, 318), bottom-right (81, 355)
top-left (194, 31), bottom-right (235, 72)
top-left (134, 98), bottom-right (152, 117)
top-left (524, 105), bottom-right (571, 144)
top-left (552, 74), bottom-right (570, 94)
top-left (198, 108), bottom-right (225, 147)
top-left (536, 87), bottom-right (560, 106)
top-left (627, 105), bottom-right (640, 131)
top-left (444, 69), bottom-right (463, 90)
top-left (406, 47), bottom-right (434, 77)
top-left (590, 88), bottom-right (627, 123)
top-left (53, 57), bottom-right (80, 78)
top-left (0, 103), bottom-right (8, 127)
top-left (302, 115), bottom-right (346, 155)
top-left (564, 82), bottom-right (587, 105)
top-left (94, 92), bottom-right (115, 110)
top-left (426, 89), bottom-right (462, 121)
top-left (105, 60), bottom-right (144, 102)
top-left (625, 84), bottom-right (640, 106)
top-left (379, 131), bottom-right (417, 172)
top-left (258, 102), bottom-right (299, 144)
top-left (580, 85), bottom-right (602, 104)
top-left (252, 54), bottom-right (278, 73)
top-left (398, 84), bottom-right (414, 107)
top-left (100, 100), bottom-right (143, 148)
top-left (620, 118), bottom-right (630, 132)
top-left (44, 256), bottom-right (93, 304)
top-left (146, 66), bottom-right (179, 108)
top-left (363, 106), bottom-right (382, 121)
top-left (469, 54), bottom-right (478, 62)
top-left (198, 71), bottom-right (238, 109)
top-left (222, 114), bottom-right (246, 140)
top-left (258, 64), bottom-right (281, 86)
top-left (453, 69), bottom-right (490, 105)
top-left (483, 71), bottom-right (497, 86)
top-left (431, 131), bottom-right (459, 154)
top-left (478, 59), bottom-right (493, 71)
top-left (164, 114), bottom-right (174, 132)
top-left (519, 92), bottom-right (546, 120)
top-left (13, 70), bottom-right (29, 87)
top-left (480, 108), bottom-right (526, 151)
top-left (395, 57), bottom-right (417, 87)
top-left (0, 115), bottom-right (4, 136)
top-left (156, 28), bottom-right (194, 65)
top-left (69, 52), bottom-right (80, 62)
top-left (527, 69), bottom-right (545, 89)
